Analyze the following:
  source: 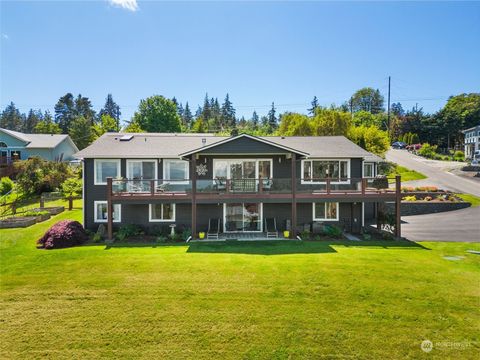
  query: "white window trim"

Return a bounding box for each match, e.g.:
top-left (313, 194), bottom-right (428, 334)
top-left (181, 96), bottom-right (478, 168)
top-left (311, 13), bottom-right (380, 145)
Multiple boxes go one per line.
top-left (301, 159), bottom-right (350, 184)
top-left (149, 203), bottom-right (176, 222)
top-left (126, 159), bottom-right (158, 180)
top-left (212, 158), bottom-right (273, 179)
top-left (163, 159), bottom-right (190, 185)
top-left (363, 162), bottom-right (375, 178)
top-left (312, 202), bottom-right (339, 222)
top-left (94, 201), bottom-right (121, 223)
top-left (94, 159), bottom-right (121, 185)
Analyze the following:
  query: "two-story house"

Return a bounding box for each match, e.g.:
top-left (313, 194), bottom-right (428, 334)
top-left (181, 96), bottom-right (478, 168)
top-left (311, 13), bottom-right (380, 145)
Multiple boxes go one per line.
top-left (462, 125), bottom-right (480, 160)
top-left (75, 133), bottom-right (401, 240)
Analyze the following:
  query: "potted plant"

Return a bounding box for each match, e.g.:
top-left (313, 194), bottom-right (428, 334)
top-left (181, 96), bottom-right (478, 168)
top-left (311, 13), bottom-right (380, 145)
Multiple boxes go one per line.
top-left (283, 230), bottom-right (290, 238)
top-left (199, 232), bottom-right (205, 239)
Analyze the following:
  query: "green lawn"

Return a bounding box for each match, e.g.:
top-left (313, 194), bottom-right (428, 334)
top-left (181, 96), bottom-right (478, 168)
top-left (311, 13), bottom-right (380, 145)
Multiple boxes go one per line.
top-left (456, 193), bottom-right (480, 207)
top-left (1, 210), bottom-right (479, 359)
top-left (388, 164), bottom-right (427, 183)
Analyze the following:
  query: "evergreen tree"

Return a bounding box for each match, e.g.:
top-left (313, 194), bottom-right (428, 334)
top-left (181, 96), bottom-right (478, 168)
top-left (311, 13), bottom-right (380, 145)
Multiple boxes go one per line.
top-left (391, 102), bottom-right (404, 117)
top-left (24, 109), bottom-right (43, 133)
top-left (267, 102), bottom-right (277, 131)
top-left (350, 88), bottom-right (385, 114)
top-left (177, 102), bottom-right (184, 121)
top-left (0, 102), bottom-right (24, 131)
top-left (308, 96), bottom-right (319, 115)
top-left (69, 116), bottom-right (95, 150)
top-left (74, 94), bottom-right (96, 125)
top-left (54, 93), bottom-right (76, 133)
top-left (34, 111), bottom-right (61, 134)
top-left (195, 105), bottom-right (203, 119)
top-left (183, 102), bottom-right (193, 128)
top-left (201, 93), bottom-right (212, 121)
top-left (221, 93), bottom-right (236, 128)
top-left (251, 111), bottom-right (259, 130)
top-left (238, 116), bottom-right (247, 128)
top-left (93, 114), bottom-right (120, 137)
top-left (98, 94), bottom-right (121, 129)
top-left (260, 116), bottom-right (269, 127)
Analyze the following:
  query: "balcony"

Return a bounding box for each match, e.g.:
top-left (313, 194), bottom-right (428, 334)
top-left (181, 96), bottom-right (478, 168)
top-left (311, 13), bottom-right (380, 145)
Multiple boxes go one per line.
top-left (108, 176), bottom-right (398, 201)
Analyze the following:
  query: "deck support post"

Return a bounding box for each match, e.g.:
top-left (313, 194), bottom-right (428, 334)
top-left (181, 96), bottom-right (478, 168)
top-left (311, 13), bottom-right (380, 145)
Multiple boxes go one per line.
top-left (291, 153), bottom-right (297, 238)
top-left (106, 177), bottom-right (113, 240)
top-left (191, 156), bottom-right (197, 239)
top-left (395, 175), bottom-right (401, 238)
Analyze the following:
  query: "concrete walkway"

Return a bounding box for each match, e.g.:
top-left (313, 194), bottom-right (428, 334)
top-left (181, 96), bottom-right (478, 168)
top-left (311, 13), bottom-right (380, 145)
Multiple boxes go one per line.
top-left (386, 149), bottom-right (480, 242)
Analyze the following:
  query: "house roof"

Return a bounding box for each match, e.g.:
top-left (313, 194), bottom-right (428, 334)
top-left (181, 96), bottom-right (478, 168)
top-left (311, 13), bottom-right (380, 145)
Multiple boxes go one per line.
top-left (74, 132), bottom-right (376, 160)
top-left (461, 124), bottom-right (480, 133)
top-left (0, 128), bottom-right (79, 151)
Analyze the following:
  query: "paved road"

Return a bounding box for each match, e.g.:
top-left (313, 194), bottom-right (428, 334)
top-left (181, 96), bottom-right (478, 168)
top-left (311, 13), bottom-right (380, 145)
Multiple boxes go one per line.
top-left (386, 149), bottom-right (480, 242)
top-left (386, 149), bottom-right (480, 196)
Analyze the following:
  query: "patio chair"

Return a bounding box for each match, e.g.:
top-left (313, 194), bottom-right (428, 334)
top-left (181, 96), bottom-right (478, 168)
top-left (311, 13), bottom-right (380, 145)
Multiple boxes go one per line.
top-left (207, 218), bottom-right (221, 239)
top-left (262, 178), bottom-right (273, 191)
top-left (264, 218), bottom-right (279, 238)
top-left (214, 177), bottom-right (227, 192)
top-left (156, 182), bottom-right (170, 193)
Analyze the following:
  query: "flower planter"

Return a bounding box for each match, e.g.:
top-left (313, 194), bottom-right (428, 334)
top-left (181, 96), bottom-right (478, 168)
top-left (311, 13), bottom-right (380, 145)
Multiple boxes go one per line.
top-left (283, 230), bottom-right (290, 238)
top-left (199, 232), bottom-right (205, 239)
top-left (34, 213), bottom-right (51, 222)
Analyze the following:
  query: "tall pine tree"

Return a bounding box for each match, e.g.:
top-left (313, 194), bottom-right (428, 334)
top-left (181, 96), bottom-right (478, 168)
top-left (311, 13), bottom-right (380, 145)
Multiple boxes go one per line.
top-left (0, 102), bottom-right (24, 131)
top-left (251, 111), bottom-right (259, 130)
top-left (184, 102), bottom-right (193, 128)
top-left (74, 94), bottom-right (96, 125)
top-left (98, 94), bottom-right (121, 129)
top-left (267, 102), bottom-right (277, 131)
top-left (308, 96), bottom-right (319, 115)
top-left (24, 109), bottom-right (43, 133)
top-left (221, 93), bottom-right (236, 129)
top-left (54, 93), bottom-right (76, 133)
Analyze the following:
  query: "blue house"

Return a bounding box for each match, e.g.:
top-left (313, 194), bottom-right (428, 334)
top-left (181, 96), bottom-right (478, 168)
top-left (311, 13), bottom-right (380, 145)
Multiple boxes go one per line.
top-left (0, 128), bottom-right (79, 165)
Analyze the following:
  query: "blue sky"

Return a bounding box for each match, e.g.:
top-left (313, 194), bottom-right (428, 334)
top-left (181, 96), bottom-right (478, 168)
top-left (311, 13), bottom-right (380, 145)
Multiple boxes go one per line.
top-left (1, 1), bottom-right (479, 123)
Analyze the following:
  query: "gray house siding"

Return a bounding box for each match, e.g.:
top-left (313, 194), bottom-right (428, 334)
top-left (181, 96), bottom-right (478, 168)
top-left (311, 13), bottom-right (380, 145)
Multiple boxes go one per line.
top-left (197, 136), bottom-right (291, 154)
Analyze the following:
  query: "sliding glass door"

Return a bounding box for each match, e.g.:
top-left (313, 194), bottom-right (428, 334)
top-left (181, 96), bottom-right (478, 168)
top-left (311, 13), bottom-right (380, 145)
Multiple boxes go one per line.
top-left (224, 203), bottom-right (262, 232)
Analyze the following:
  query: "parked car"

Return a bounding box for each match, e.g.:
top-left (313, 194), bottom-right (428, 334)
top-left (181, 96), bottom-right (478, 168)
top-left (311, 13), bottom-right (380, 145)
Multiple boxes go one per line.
top-left (392, 141), bottom-right (406, 149)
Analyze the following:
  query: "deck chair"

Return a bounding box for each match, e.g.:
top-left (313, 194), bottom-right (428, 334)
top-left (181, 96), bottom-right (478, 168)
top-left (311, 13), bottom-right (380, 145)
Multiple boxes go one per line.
top-left (262, 178), bottom-right (273, 191)
top-left (265, 218), bottom-right (279, 238)
top-left (156, 182), bottom-right (170, 193)
top-left (207, 218), bottom-right (220, 239)
top-left (214, 177), bottom-right (226, 191)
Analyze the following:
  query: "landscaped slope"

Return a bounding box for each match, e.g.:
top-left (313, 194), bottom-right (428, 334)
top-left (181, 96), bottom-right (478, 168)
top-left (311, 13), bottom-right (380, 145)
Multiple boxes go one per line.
top-left (1, 213), bottom-right (479, 359)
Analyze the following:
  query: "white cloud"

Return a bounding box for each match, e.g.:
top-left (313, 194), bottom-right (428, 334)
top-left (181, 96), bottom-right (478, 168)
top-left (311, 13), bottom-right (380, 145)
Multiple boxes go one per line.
top-left (109, 0), bottom-right (138, 12)
top-left (1, 34), bottom-right (9, 40)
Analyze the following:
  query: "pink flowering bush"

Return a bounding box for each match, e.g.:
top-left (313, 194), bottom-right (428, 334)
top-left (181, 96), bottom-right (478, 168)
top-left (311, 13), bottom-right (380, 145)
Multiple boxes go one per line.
top-left (37, 220), bottom-right (88, 249)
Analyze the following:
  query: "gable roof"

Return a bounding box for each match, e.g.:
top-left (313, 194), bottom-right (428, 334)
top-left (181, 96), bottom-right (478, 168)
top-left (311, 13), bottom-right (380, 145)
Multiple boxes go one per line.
top-left (179, 134), bottom-right (309, 157)
top-left (0, 128), bottom-right (79, 151)
top-left (75, 132), bottom-right (376, 160)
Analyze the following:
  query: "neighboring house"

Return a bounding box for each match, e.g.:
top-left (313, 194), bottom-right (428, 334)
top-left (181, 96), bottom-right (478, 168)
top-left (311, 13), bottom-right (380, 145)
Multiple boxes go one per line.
top-left (75, 133), bottom-right (401, 240)
top-left (462, 125), bottom-right (480, 160)
top-left (0, 128), bottom-right (79, 165)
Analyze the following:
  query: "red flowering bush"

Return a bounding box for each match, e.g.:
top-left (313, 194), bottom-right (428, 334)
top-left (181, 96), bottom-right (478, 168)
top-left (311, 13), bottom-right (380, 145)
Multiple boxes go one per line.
top-left (37, 220), bottom-right (88, 249)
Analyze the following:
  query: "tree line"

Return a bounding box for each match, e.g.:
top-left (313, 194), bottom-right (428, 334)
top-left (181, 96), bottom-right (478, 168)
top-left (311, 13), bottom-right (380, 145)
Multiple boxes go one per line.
top-left (1, 88), bottom-right (478, 156)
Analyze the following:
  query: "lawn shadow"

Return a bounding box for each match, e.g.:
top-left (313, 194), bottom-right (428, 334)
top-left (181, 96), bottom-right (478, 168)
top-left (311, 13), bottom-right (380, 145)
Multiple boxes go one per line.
top-left (186, 239), bottom-right (430, 255)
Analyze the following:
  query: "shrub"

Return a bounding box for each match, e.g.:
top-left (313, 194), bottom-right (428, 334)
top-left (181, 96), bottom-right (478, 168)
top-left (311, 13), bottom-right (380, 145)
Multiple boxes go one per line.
top-left (426, 186), bottom-right (438, 192)
top-left (92, 233), bottom-right (103, 243)
top-left (0, 177), bottom-right (14, 195)
top-left (299, 230), bottom-right (311, 240)
top-left (453, 151), bottom-right (465, 162)
top-left (362, 233), bottom-right (372, 241)
top-left (156, 235), bottom-right (168, 243)
top-left (324, 225), bottom-right (342, 238)
top-left (418, 143), bottom-right (438, 159)
top-left (401, 186), bottom-right (415, 192)
top-left (402, 195), bottom-right (417, 202)
top-left (115, 224), bottom-right (143, 241)
top-left (181, 228), bottom-right (192, 241)
top-left (371, 176), bottom-right (388, 189)
top-left (61, 177), bottom-right (82, 198)
top-left (37, 220), bottom-right (88, 249)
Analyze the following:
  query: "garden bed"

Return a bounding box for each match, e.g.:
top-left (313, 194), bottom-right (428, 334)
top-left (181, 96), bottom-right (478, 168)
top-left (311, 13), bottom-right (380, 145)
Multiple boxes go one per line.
top-left (386, 200), bottom-right (470, 216)
top-left (35, 206), bottom-right (65, 215)
top-left (0, 216), bottom-right (37, 228)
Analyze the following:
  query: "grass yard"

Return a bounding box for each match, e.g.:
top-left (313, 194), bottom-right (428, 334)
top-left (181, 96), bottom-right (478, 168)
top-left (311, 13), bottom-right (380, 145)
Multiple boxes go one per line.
top-left (1, 210), bottom-right (479, 359)
top-left (388, 164), bottom-right (427, 183)
top-left (456, 193), bottom-right (480, 207)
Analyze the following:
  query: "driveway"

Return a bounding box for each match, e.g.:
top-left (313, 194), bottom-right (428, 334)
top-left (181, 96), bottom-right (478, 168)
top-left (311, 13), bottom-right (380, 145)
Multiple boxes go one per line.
top-left (385, 149), bottom-right (480, 242)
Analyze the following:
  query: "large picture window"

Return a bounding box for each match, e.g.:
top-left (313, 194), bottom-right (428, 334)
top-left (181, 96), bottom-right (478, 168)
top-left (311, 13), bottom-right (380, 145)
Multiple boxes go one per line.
top-left (302, 160), bottom-right (349, 183)
top-left (149, 204), bottom-right (175, 222)
top-left (127, 160), bottom-right (157, 180)
top-left (213, 159), bottom-right (273, 179)
top-left (313, 202), bottom-right (339, 221)
top-left (94, 201), bottom-right (121, 222)
top-left (163, 160), bottom-right (189, 184)
top-left (94, 159), bottom-right (121, 185)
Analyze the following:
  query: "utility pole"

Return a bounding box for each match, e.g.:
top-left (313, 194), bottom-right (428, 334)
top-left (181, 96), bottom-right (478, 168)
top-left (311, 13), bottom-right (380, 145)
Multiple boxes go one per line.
top-left (387, 76), bottom-right (391, 133)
